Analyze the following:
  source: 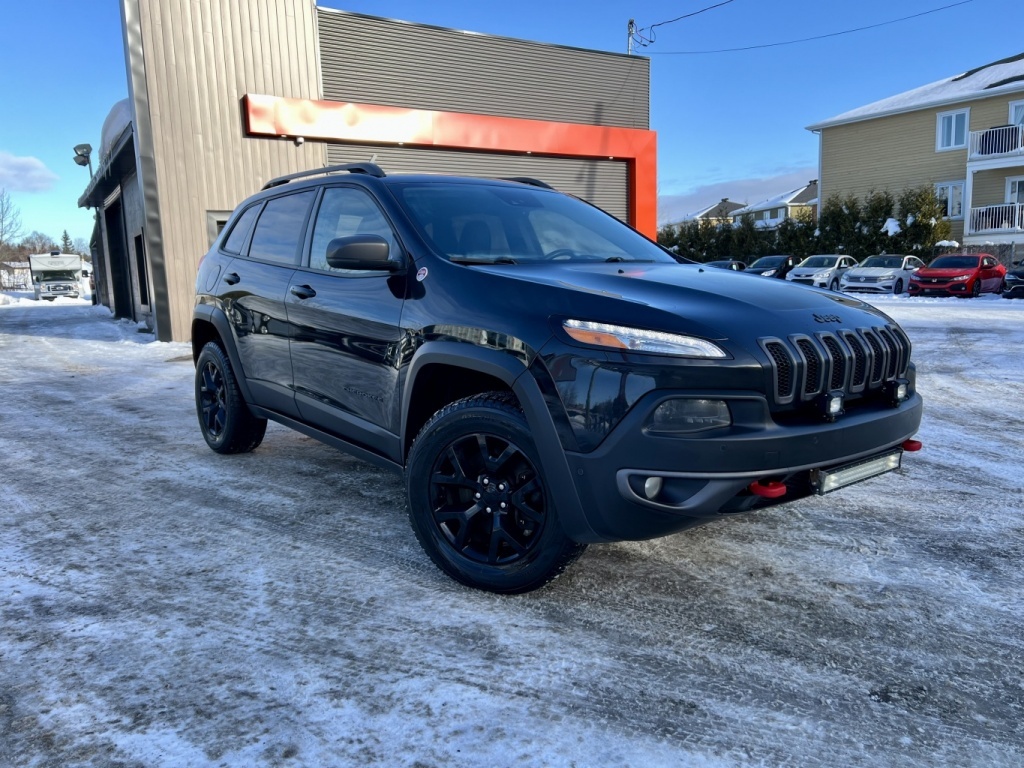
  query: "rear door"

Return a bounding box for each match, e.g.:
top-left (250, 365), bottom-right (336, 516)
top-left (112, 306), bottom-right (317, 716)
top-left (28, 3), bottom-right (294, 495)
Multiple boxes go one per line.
top-left (226, 189), bottom-right (316, 416)
top-left (286, 185), bottom-right (407, 462)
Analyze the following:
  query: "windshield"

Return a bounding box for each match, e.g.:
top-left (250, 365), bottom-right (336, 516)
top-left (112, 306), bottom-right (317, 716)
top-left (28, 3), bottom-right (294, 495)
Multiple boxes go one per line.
top-left (391, 182), bottom-right (680, 265)
top-left (749, 256), bottom-right (786, 268)
top-left (860, 256), bottom-right (903, 269)
top-left (929, 255), bottom-right (980, 269)
top-left (798, 256), bottom-right (839, 268)
top-left (39, 272), bottom-right (77, 281)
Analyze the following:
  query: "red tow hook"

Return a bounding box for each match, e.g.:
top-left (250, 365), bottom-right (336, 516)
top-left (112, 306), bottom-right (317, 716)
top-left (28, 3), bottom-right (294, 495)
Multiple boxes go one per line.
top-left (901, 439), bottom-right (923, 452)
top-left (748, 480), bottom-right (787, 499)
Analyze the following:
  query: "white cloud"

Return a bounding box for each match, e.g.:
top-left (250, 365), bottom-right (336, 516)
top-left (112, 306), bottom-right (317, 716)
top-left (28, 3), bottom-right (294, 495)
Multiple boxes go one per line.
top-left (658, 167), bottom-right (817, 226)
top-left (0, 151), bottom-right (60, 193)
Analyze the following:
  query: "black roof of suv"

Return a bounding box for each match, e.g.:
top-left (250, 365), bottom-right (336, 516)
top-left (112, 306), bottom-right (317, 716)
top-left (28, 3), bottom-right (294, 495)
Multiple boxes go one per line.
top-left (192, 162), bottom-right (922, 593)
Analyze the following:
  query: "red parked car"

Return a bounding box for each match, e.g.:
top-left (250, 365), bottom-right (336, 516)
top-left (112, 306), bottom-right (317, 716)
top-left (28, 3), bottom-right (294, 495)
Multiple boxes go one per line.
top-left (908, 253), bottom-right (1007, 298)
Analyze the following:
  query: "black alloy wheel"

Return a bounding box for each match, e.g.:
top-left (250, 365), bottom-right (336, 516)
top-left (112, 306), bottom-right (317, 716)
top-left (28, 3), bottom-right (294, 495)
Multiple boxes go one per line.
top-left (406, 392), bottom-right (586, 593)
top-left (195, 341), bottom-right (267, 454)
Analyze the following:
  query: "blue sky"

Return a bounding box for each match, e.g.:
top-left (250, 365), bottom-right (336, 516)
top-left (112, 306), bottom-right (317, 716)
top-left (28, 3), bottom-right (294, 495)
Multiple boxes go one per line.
top-left (1, 0), bottom-right (1021, 243)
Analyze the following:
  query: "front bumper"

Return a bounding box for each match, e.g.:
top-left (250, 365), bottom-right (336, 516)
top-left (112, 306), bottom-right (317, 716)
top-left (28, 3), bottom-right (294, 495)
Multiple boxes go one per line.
top-left (909, 280), bottom-right (968, 296)
top-left (1003, 278), bottom-right (1024, 298)
top-left (564, 390), bottom-right (923, 542)
top-left (841, 279), bottom-right (896, 293)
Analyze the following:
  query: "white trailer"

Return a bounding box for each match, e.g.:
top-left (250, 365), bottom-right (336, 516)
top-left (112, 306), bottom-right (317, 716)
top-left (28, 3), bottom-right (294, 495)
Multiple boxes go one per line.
top-left (28, 252), bottom-right (82, 301)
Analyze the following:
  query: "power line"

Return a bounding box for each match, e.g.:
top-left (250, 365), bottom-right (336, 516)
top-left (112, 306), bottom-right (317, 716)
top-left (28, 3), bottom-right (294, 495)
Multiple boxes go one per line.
top-left (631, 0), bottom-right (738, 49)
top-left (647, 0), bottom-right (974, 55)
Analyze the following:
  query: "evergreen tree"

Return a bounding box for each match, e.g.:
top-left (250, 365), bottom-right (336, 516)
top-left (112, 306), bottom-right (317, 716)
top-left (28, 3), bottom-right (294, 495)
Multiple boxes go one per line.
top-left (60, 230), bottom-right (74, 254)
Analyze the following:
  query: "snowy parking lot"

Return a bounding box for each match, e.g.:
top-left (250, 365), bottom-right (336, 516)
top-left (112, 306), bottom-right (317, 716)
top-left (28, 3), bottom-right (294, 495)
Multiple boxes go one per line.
top-left (1, 292), bottom-right (1022, 767)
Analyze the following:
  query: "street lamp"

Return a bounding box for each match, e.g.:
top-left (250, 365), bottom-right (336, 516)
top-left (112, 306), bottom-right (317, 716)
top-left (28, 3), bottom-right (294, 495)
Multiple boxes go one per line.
top-left (73, 143), bottom-right (93, 177)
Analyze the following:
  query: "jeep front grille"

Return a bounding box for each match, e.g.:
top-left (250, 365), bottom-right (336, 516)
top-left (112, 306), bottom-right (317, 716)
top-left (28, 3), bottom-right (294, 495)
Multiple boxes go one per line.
top-left (759, 326), bottom-right (911, 407)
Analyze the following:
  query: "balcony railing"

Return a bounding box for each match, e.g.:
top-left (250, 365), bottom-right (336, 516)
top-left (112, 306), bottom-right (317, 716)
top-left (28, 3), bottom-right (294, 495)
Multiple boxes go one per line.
top-left (968, 124), bottom-right (1024, 160)
top-left (968, 202), bottom-right (1024, 234)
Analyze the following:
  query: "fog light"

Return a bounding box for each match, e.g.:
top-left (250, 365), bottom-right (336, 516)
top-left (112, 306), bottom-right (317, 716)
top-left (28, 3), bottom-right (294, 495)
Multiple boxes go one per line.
top-left (643, 476), bottom-right (663, 500)
top-left (885, 378), bottom-right (910, 407)
top-left (816, 390), bottom-right (844, 422)
top-left (647, 398), bottom-right (731, 434)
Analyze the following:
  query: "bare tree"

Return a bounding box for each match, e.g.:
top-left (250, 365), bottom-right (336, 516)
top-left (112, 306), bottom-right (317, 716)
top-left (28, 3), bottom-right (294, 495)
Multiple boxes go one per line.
top-left (0, 188), bottom-right (23, 255)
top-left (72, 237), bottom-right (90, 256)
top-left (21, 231), bottom-right (58, 254)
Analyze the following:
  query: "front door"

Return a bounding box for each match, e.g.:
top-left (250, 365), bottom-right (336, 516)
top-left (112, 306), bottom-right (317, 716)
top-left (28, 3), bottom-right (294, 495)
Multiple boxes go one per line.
top-left (286, 185), bottom-right (407, 462)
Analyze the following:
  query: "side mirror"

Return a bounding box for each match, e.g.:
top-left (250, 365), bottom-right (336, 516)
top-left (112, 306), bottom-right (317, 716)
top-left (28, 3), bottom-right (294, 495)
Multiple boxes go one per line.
top-left (325, 235), bottom-right (398, 271)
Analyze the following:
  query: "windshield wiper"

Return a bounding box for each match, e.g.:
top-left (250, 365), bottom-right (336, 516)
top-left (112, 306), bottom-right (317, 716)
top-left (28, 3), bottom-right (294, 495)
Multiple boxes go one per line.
top-left (605, 256), bottom-right (655, 263)
top-left (449, 255), bottom-right (519, 265)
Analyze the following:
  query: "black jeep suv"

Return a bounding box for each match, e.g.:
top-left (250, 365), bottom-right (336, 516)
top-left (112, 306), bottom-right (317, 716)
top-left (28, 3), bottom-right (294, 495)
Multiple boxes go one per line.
top-left (193, 163), bottom-right (922, 593)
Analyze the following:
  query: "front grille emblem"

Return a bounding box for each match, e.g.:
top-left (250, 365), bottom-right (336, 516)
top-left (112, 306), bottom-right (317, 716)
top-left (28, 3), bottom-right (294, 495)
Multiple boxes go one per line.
top-left (813, 313), bottom-right (841, 324)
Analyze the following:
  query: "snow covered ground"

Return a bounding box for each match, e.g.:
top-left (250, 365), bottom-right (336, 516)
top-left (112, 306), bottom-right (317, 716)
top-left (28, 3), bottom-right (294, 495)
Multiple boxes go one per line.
top-left (1, 292), bottom-right (1022, 767)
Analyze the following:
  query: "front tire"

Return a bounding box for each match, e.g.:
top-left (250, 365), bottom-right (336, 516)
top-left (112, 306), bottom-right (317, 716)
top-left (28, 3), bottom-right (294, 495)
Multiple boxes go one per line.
top-left (195, 341), bottom-right (267, 454)
top-left (406, 392), bottom-right (586, 593)
top-left (894, 279), bottom-right (904, 295)
top-left (829, 279), bottom-right (839, 291)
top-left (971, 280), bottom-right (982, 298)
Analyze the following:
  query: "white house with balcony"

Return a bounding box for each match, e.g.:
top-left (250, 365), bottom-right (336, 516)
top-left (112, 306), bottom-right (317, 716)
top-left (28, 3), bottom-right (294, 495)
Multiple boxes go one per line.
top-left (808, 52), bottom-right (1024, 256)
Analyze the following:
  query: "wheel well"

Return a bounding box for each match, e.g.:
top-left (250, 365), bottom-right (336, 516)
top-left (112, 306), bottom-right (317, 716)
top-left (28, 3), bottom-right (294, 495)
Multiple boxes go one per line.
top-left (191, 319), bottom-right (222, 364)
top-left (404, 363), bottom-right (515, 456)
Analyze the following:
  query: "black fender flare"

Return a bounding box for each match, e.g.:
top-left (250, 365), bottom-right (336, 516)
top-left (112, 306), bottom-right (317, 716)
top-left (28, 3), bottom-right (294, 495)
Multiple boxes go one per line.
top-left (192, 304), bottom-right (257, 407)
top-left (402, 341), bottom-right (600, 543)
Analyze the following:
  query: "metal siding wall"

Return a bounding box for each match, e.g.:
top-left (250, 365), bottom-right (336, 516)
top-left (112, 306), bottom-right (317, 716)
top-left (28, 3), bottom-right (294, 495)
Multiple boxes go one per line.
top-left (326, 144), bottom-right (629, 221)
top-left (318, 10), bottom-right (649, 130)
top-left (128, 0), bottom-right (325, 341)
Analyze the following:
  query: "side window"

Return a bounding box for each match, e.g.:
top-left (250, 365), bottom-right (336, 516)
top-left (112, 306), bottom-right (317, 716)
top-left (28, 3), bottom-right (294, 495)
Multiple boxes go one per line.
top-left (248, 191), bottom-right (315, 265)
top-left (309, 187), bottom-right (399, 272)
top-left (222, 204), bottom-right (260, 253)
top-left (936, 109), bottom-right (969, 151)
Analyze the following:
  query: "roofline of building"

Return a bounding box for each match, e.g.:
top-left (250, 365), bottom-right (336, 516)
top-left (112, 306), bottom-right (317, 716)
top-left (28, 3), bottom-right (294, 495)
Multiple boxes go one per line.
top-left (805, 80), bottom-right (1024, 132)
top-left (317, 6), bottom-right (646, 62)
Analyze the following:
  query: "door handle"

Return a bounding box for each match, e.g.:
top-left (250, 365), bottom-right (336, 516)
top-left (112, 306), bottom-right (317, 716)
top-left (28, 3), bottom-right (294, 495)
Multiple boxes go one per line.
top-left (223, 272), bottom-right (240, 285)
top-left (290, 284), bottom-right (317, 299)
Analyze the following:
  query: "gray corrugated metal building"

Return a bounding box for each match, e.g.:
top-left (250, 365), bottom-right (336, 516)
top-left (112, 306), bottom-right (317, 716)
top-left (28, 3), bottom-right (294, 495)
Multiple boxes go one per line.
top-left (79, 0), bottom-right (653, 342)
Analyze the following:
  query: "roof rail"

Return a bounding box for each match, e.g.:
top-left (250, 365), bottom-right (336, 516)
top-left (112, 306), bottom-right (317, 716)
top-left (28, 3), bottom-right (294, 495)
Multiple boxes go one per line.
top-left (262, 162), bottom-right (386, 191)
top-left (501, 177), bottom-right (554, 190)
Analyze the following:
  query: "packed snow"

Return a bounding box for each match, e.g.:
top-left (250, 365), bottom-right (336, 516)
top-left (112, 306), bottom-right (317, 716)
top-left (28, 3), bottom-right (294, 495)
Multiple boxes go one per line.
top-left (1, 291), bottom-right (1022, 767)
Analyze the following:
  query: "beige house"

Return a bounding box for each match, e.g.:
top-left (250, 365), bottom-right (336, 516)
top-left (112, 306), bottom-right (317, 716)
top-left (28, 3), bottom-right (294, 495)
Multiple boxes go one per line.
top-left (730, 180), bottom-right (818, 229)
top-left (807, 52), bottom-right (1024, 251)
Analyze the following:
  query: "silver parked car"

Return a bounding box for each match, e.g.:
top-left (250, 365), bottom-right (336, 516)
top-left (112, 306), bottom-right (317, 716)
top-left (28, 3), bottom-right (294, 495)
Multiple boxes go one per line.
top-left (840, 254), bottom-right (926, 295)
top-left (786, 254), bottom-right (859, 291)
top-left (839, 257), bottom-right (929, 296)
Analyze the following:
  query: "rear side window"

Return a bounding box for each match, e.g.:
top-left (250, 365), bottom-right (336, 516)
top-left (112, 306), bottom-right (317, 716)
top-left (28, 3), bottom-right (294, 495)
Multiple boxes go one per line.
top-left (248, 191), bottom-right (315, 265)
top-left (222, 204), bottom-right (260, 254)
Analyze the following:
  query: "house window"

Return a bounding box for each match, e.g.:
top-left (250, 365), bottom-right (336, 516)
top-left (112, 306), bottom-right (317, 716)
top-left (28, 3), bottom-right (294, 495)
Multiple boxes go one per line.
top-left (935, 181), bottom-right (965, 218)
top-left (1011, 100), bottom-right (1024, 126)
top-left (1008, 176), bottom-right (1024, 204)
top-left (936, 109), bottom-right (969, 151)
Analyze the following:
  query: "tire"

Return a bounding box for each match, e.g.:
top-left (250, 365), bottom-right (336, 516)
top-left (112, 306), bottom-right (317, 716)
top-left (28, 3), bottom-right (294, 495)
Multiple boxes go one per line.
top-left (894, 279), bottom-right (904, 295)
top-left (195, 341), bottom-right (267, 454)
top-left (406, 392), bottom-right (586, 594)
top-left (829, 279), bottom-right (839, 291)
top-left (971, 280), bottom-right (982, 298)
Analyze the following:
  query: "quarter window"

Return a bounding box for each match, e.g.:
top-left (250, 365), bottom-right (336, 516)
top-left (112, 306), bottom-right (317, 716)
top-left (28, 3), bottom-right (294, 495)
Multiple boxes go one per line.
top-left (936, 109), bottom-right (969, 151)
top-left (935, 181), bottom-right (965, 218)
top-left (222, 205), bottom-right (260, 253)
top-left (248, 191), bottom-right (315, 265)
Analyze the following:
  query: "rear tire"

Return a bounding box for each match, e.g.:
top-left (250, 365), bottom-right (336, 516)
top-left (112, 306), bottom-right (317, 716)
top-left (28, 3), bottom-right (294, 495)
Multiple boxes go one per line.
top-left (406, 392), bottom-right (586, 593)
top-left (195, 341), bottom-right (267, 454)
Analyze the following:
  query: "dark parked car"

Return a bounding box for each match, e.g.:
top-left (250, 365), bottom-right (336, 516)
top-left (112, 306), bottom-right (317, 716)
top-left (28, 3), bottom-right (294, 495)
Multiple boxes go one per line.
top-left (908, 253), bottom-right (1006, 298)
top-left (747, 255), bottom-right (796, 278)
top-left (1003, 260), bottom-right (1024, 298)
top-left (192, 163), bottom-right (922, 593)
top-left (704, 259), bottom-right (746, 271)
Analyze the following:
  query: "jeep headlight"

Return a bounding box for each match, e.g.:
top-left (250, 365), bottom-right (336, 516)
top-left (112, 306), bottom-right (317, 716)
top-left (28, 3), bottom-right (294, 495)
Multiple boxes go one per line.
top-left (563, 320), bottom-right (728, 358)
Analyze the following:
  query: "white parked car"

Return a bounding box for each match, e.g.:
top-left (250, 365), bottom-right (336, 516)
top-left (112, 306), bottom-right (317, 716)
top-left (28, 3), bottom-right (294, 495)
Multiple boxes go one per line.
top-left (840, 254), bottom-right (926, 295)
top-left (786, 255), bottom-right (859, 291)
